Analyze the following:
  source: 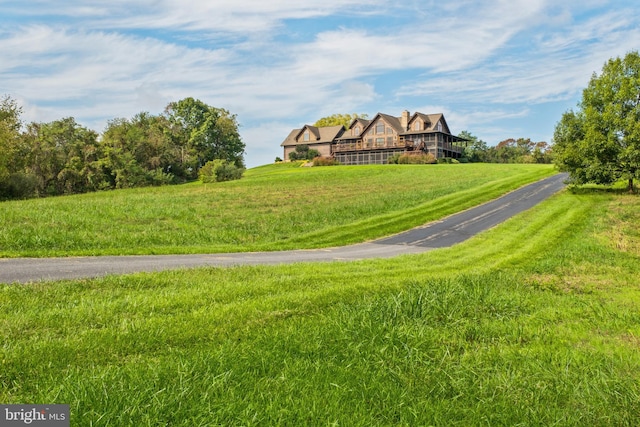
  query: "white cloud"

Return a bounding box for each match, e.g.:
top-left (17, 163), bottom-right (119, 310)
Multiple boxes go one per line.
top-left (397, 7), bottom-right (640, 106)
top-left (5, 0), bottom-right (389, 35)
top-left (0, 25), bottom-right (233, 122)
top-left (1, 0), bottom-right (639, 166)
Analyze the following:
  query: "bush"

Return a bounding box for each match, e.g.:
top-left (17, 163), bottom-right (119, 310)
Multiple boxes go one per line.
top-left (148, 168), bottom-right (176, 186)
top-left (0, 172), bottom-right (38, 200)
top-left (437, 157), bottom-right (460, 164)
top-left (199, 159), bottom-right (245, 183)
top-left (307, 149), bottom-right (320, 159)
top-left (387, 153), bottom-right (402, 164)
top-left (397, 152), bottom-right (437, 164)
top-left (312, 156), bottom-right (340, 166)
top-left (289, 145), bottom-right (320, 161)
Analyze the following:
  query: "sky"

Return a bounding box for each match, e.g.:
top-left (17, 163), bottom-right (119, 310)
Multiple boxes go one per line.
top-left (1, 1), bottom-right (640, 167)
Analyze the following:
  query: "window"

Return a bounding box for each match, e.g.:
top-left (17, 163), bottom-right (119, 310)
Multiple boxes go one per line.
top-left (436, 121), bottom-right (443, 132)
top-left (376, 137), bottom-right (384, 146)
top-left (387, 127), bottom-right (393, 134)
top-left (354, 126), bottom-right (360, 136)
top-left (303, 130), bottom-right (310, 142)
top-left (376, 122), bottom-right (385, 134)
top-left (414, 121), bottom-right (421, 131)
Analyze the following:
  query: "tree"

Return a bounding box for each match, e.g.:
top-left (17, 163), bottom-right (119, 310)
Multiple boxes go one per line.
top-left (458, 131), bottom-right (489, 162)
top-left (532, 141), bottom-right (553, 164)
top-left (1, 96), bottom-right (246, 199)
top-left (164, 98), bottom-right (245, 177)
top-left (52, 118), bottom-right (102, 194)
top-left (480, 137), bottom-right (551, 164)
top-left (314, 113), bottom-right (368, 128)
top-left (0, 96), bottom-right (37, 199)
top-left (23, 118), bottom-right (100, 195)
top-left (554, 51), bottom-right (640, 192)
top-left (0, 95), bottom-right (23, 181)
top-left (99, 113), bottom-right (179, 188)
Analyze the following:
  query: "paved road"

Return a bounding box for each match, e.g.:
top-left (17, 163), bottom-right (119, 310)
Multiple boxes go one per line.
top-left (0, 173), bottom-right (568, 284)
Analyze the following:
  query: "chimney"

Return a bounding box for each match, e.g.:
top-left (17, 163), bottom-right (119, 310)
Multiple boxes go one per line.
top-left (401, 110), bottom-right (410, 130)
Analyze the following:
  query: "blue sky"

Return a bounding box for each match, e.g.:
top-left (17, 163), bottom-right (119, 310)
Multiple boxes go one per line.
top-left (1, 0), bottom-right (639, 167)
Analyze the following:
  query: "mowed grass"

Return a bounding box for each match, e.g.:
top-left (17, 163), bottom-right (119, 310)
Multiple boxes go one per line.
top-left (0, 163), bottom-right (554, 257)
top-left (1, 188), bottom-right (640, 425)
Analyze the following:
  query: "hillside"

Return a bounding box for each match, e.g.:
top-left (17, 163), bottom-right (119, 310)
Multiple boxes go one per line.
top-left (2, 163), bottom-right (639, 425)
top-left (0, 163), bottom-right (554, 257)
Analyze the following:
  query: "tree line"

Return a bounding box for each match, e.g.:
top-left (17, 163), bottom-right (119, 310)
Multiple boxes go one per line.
top-left (0, 96), bottom-right (245, 200)
top-left (459, 131), bottom-right (553, 164)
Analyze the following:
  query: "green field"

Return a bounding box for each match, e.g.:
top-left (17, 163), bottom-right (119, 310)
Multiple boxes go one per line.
top-left (2, 164), bottom-right (639, 425)
top-left (0, 163), bottom-right (554, 257)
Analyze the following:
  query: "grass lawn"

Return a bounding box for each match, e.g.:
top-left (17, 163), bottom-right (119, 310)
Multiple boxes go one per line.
top-left (0, 163), bottom-right (554, 257)
top-left (1, 184), bottom-right (639, 425)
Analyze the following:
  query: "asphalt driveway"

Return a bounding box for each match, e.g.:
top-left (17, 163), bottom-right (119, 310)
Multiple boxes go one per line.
top-left (0, 173), bottom-right (568, 284)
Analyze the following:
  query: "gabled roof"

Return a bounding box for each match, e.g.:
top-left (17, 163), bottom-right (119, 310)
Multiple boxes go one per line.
top-left (280, 125), bottom-right (344, 147)
top-left (280, 128), bottom-right (300, 147)
top-left (378, 113), bottom-right (405, 133)
top-left (411, 112), bottom-right (433, 127)
top-left (359, 113), bottom-right (405, 136)
top-left (304, 125), bottom-right (322, 141)
top-left (337, 118), bottom-right (372, 140)
top-left (404, 113), bottom-right (451, 134)
top-left (349, 118), bottom-right (371, 129)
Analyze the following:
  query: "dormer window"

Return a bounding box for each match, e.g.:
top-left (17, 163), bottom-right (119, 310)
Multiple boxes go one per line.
top-left (303, 130), bottom-right (310, 141)
top-left (414, 121), bottom-right (421, 131)
top-left (436, 122), bottom-right (442, 132)
top-left (354, 126), bottom-right (361, 136)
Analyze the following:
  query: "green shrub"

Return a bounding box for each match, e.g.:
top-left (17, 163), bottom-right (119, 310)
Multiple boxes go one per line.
top-left (312, 156), bottom-right (340, 166)
top-left (437, 157), bottom-right (460, 164)
top-left (398, 152), bottom-right (437, 164)
top-left (289, 145), bottom-right (320, 161)
top-left (199, 159), bottom-right (245, 183)
top-left (387, 153), bottom-right (401, 164)
top-left (148, 168), bottom-right (176, 186)
top-left (0, 172), bottom-right (38, 200)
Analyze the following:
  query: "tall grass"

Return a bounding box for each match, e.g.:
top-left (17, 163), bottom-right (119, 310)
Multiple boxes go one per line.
top-left (2, 190), bottom-right (640, 425)
top-left (0, 163), bottom-right (554, 257)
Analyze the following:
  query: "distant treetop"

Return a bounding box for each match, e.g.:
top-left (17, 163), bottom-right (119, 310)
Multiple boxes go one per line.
top-left (314, 113), bottom-right (369, 128)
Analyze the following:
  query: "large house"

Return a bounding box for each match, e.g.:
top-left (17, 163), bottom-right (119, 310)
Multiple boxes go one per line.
top-left (281, 110), bottom-right (467, 165)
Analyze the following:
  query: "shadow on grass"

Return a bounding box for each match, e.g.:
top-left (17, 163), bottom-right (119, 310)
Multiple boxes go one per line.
top-left (567, 185), bottom-right (637, 195)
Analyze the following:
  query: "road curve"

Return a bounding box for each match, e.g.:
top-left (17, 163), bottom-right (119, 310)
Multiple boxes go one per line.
top-left (0, 173), bottom-right (568, 284)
